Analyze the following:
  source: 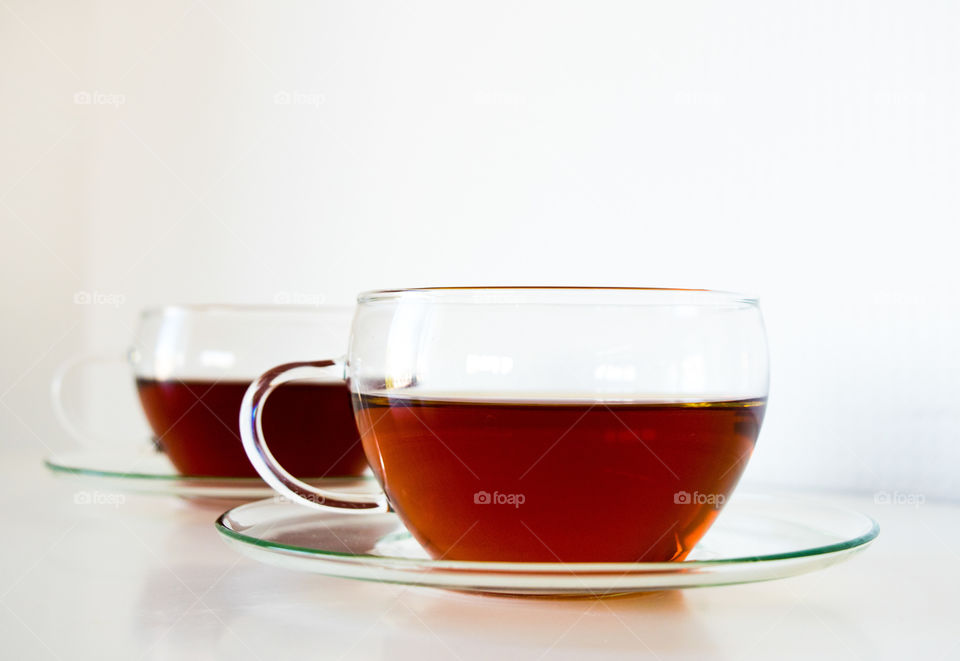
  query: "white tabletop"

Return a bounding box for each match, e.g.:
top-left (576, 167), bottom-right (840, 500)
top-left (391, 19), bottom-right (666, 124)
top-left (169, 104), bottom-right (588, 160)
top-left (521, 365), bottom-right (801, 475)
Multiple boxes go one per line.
top-left (2, 451), bottom-right (956, 661)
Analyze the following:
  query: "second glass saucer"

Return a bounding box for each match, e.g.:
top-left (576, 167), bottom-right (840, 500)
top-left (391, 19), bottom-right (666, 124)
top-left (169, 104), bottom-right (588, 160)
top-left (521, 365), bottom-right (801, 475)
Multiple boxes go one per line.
top-left (45, 450), bottom-right (375, 500)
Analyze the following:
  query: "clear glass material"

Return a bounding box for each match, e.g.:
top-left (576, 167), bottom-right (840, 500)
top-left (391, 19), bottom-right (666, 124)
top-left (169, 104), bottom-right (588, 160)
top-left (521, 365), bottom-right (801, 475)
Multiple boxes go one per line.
top-left (132, 304), bottom-right (362, 478)
top-left (53, 304), bottom-right (358, 479)
top-left (44, 450), bottom-right (376, 500)
top-left (215, 493), bottom-right (879, 596)
top-left (349, 287), bottom-right (767, 400)
top-left (241, 288), bottom-right (770, 563)
top-left (131, 304), bottom-right (352, 381)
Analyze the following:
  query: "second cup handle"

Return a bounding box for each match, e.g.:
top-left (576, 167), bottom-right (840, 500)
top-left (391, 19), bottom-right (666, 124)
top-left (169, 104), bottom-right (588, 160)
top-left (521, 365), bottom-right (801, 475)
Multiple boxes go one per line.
top-left (239, 359), bottom-right (389, 512)
top-left (51, 352), bottom-right (139, 447)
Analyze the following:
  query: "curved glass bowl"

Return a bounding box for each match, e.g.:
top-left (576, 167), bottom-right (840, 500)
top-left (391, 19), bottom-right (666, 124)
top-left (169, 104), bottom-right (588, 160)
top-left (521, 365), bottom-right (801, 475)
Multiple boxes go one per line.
top-left (216, 493), bottom-right (879, 595)
top-left (45, 450), bottom-right (375, 500)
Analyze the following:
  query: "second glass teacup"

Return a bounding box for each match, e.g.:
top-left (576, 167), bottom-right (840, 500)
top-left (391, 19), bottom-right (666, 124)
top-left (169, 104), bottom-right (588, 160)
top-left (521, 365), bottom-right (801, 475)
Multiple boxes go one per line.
top-left (240, 287), bottom-right (769, 563)
top-left (132, 304), bottom-right (367, 478)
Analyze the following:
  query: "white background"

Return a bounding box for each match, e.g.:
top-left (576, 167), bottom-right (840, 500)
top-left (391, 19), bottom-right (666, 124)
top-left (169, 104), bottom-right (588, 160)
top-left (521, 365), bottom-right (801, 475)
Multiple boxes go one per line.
top-left (2, 0), bottom-right (958, 498)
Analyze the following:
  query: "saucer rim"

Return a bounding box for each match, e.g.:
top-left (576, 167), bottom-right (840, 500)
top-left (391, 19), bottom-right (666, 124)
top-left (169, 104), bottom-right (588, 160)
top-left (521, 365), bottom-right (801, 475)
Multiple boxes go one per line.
top-left (44, 452), bottom-right (372, 484)
top-left (214, 493), bottom-right (880, 572)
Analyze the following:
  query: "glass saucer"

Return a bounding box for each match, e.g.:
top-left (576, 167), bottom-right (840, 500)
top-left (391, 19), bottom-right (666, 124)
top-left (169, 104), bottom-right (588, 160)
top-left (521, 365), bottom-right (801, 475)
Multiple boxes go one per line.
top-left (45, 450), bottom-right (375, 500)
top-left (215, 493), bottom-right (879, 595)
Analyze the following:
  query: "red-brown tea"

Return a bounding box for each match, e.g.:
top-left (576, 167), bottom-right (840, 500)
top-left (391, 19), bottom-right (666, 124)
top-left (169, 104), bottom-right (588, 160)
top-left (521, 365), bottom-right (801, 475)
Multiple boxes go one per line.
top-left (354, 395), bottom-right (765, 562)
top-left (136, 379), bottom-right (368, 478)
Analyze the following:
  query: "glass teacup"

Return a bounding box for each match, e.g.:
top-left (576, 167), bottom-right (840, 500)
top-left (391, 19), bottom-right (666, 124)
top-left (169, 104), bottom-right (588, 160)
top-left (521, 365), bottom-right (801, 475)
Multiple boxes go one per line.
top-left (55, 304), bottom-right (368, 479)
top-left (240, 288), bottom-right (769, 562)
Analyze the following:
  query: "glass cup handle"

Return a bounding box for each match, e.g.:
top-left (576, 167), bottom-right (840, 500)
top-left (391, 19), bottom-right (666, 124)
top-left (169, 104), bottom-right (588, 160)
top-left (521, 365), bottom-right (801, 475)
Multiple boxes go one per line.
top-left (239, 359), bottom-right (389, 513)
top-left (50, 352), bottom-right (134, 447)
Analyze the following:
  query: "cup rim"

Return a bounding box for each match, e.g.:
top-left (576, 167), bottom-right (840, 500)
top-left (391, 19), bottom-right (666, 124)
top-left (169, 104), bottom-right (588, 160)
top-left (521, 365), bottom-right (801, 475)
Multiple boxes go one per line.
top-left (357, 287), bottom-right (758, 305)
